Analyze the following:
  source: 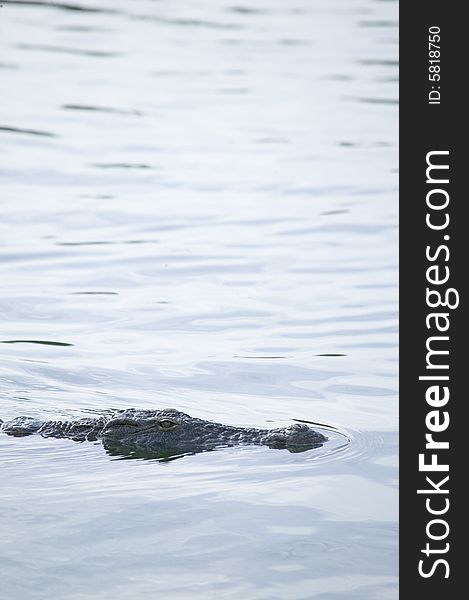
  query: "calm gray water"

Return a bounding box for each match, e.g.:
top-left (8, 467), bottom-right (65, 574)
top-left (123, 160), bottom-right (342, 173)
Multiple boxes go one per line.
top-left (0, 0), bottom-right (398, 598)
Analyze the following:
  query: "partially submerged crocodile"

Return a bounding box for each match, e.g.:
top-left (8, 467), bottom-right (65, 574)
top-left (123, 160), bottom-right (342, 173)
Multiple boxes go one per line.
top-left (0, 408), bottom-right (327, 458)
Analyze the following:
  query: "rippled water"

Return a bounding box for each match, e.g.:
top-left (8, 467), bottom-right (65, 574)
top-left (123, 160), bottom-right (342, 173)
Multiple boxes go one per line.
top-left (1, 0), bottom-right (398, 598)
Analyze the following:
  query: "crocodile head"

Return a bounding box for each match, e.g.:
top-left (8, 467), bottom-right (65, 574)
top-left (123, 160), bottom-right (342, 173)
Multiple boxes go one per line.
top-left (100, 408), bottom-right (327, 458)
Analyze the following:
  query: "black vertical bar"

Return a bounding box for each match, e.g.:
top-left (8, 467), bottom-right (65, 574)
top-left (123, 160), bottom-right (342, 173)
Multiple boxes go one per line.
top-left (400, 2), bottom-right (463, 596)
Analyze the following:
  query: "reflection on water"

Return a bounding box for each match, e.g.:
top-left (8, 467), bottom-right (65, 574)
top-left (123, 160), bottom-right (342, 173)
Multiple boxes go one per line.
top-left (0, 124), bottom-right (57, 136)
top-left (0, 0), bottom-right (398, 598)
top-left (1, 340), bottom-right (74, 346)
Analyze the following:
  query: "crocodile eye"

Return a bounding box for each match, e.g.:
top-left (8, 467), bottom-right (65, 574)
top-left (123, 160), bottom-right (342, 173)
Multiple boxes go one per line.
top-left (157, 419), bottom-right (178, 431)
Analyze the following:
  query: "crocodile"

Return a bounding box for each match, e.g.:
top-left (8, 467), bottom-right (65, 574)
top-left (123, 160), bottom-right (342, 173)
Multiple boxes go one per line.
top-left (0, 408), bottom-right (327, 458)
